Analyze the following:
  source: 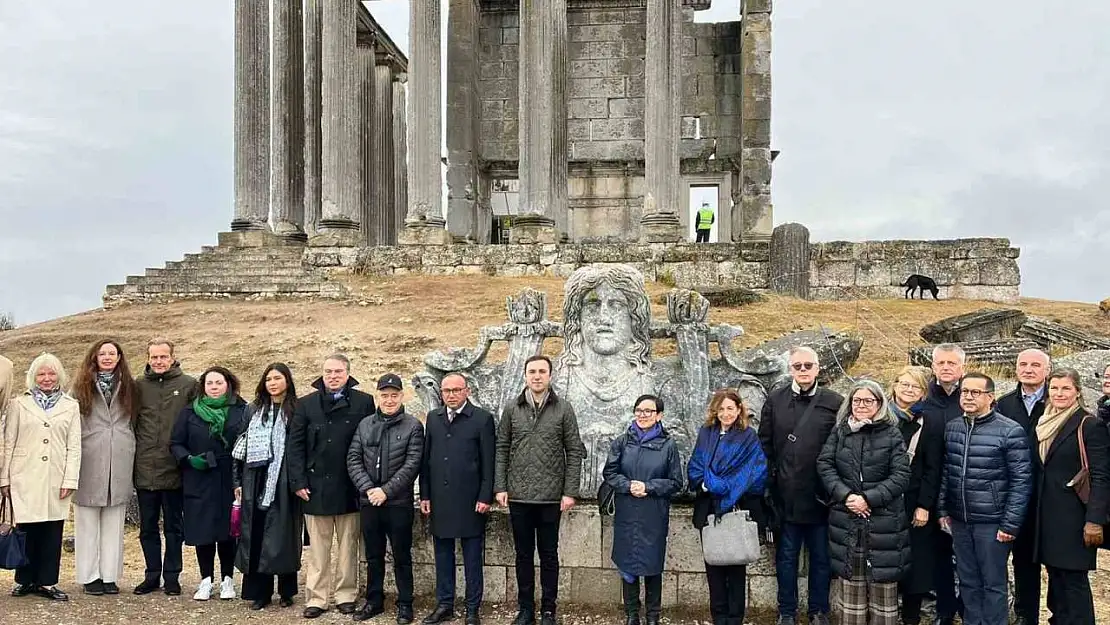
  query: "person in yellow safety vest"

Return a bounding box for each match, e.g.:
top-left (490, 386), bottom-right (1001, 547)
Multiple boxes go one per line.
top-left (695, 203), bottom-right (714, 243)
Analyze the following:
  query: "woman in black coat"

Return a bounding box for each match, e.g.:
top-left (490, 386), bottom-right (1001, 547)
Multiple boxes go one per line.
top-left (818, 379), bottom-right (910, 625)
top-left (1030, 368), bottom-right (1109, 625)
top-left (887, 366), bottom-right (944, 625)
top-left (170, 366), bottom-right (248, 602)
top-left (232, 363), bottom-right (303, 611)
top-left (603, 394), bottom-right (684, 625)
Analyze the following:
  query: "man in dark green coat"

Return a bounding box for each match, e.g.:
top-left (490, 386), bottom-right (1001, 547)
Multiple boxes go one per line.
top-left (132, 338), bottom-right (195, 596)
top-left (494, 355), bottom-right (586, 625)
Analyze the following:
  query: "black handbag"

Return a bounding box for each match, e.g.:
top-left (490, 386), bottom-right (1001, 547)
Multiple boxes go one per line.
top-left (597, 482), bottom-right (616, 516)
top-left (0, 496), bottom-right (29, 570)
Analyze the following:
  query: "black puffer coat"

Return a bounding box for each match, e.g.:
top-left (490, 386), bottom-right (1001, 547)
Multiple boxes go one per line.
top-left (818, 418), bottom-right (911, 583)
top-left (346, 407), bottom-right (424, 507)
top-left (937, 411), bottom-right (1032, 536)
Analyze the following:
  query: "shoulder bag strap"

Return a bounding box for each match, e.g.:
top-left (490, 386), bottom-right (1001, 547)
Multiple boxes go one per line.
top-left (787, 391), bottom-right (821, 444)
top-left (1078, 415), bottom-right (1091, 472)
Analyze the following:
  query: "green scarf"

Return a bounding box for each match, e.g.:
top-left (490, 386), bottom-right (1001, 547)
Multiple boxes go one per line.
top-left (193, 393), bottom-right (232, 445)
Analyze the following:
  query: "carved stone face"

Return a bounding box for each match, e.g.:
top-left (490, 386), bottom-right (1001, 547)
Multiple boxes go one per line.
top-left (581, 284), bottom-right (634, 357)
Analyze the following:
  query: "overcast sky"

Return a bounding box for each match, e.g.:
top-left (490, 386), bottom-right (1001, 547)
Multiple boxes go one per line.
top-left (1, 1), bottom-right (1106, 324)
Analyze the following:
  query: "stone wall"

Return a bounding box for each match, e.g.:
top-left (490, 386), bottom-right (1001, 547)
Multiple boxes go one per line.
top-left (306, 237), bottom-right (1021, 303)
top-left (383, 506), bottom-right (801, 611)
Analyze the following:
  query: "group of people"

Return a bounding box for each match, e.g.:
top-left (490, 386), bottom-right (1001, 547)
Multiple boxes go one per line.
top-left (0, 341), bottom-right (1108, 625)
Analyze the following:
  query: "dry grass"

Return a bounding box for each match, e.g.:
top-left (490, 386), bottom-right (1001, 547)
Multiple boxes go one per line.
top-left (1, 274), bottom-right (1105, 395)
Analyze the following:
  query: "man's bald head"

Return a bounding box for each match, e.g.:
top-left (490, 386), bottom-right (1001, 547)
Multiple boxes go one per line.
top-left (1016, 348), bottom-right (1051, 391)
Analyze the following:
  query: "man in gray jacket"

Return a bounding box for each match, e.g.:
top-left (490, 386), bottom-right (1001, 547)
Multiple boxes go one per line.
top-left (495, 355), bottom-right (586, 625)
top-left (347, 374), bottom-right (425, 624)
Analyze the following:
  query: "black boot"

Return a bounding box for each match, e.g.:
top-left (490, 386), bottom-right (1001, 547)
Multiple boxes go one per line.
top-left (643, 575), bottom-right (662, 625)
top-left (622, 580), bottom-right (642, 625)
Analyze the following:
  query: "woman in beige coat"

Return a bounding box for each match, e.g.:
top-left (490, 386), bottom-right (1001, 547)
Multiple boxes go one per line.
top-left (72, 340), bottom-right (138, 596)
top-left (0, 353), bottom-right (81, 601)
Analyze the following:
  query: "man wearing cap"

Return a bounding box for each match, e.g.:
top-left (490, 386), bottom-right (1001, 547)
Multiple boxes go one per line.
top-left (347, 373), bottom-right (425, 624)
top-left (287, 354), bottom-right (377, 619)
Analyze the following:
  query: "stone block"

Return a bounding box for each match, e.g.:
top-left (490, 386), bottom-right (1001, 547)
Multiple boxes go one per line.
top-left (855, 261), bottom-right (891, 287)
top-left (558, 508), bottom-right (604, 568)
top-left (627, 74), bottom-right (645, 98)
top-left (570, 59), bottom-right (607, 79)
top-left (744, 0), bottom-right (773, 12)
top-left (607, 57), bottom-right (644, 78)
top-left (501, 27), bottom-right (519, 45)
top-left (608, 98), bottom-right (645, 119)
top-left (664, 515), bottom-right (706, 573)
top-left (308, 230), bottom-right (362, 247)
top-left (568, 118), bottom-right (592, 141)
top-left (569, 77), bottom-right (627, 99)
top-left (590, 118), bottom-right (644, 140)
top-left (677, 572), bottom-right (711, 606)
top-left (484, 510), bottom-right (517, 567)
top-left (979, 259), bottom-right (1021, 286)
top-left (480, 61), bottom-right (505, 80)
top-left (742, 119), bottom-right (770, 147)
top-left (398, 226), bottom-right (453, 246)
top-left (919, 308), bottom-right (1027, 343)
top-left (947, 285), bottom-right (1020, 304)
top-left (481, 99), bottom-right (505, 120)
top-left (953, 259), bottom-right (981, 285)
top-left (812, 261), bottom-right (856, 288)
top-left (664, 262), bottom-right (724, 288)
top-left (570, 140), bottom-right (644, 161)
top-left (567, 567), bottom-right (623, 605)
top-left (568, 40), bottom-right (623, 61)
top-left (570, 23), bottom-right (640, 43)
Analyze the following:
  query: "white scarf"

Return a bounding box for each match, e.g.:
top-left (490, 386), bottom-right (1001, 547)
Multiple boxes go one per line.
top-left (233, 405), bottom-right (286, 509)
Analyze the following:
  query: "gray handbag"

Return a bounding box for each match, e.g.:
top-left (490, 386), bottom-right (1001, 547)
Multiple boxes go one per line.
top-left (701, 510), bottom-right (761, 566)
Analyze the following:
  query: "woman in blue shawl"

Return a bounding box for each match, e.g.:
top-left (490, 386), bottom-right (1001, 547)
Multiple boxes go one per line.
top-left (687, 388), bottom-right (769, 625)
top-left (603, 394), bottom-right (685, 625)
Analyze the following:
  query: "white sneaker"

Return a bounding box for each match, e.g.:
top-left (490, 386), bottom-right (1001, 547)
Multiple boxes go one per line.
top-left (193, 577), bottom-right (213, 601)
top-left (219, 576), bottom-right (236, 600)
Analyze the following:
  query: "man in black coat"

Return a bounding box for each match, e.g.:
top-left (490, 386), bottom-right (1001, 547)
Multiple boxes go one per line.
top-left (919, 343), bottom-right (966, 625)
top-left (420, 373), bottom-right (496, 625)
top-left (994, 349), bottom-right (1049, 625)
top-left (347, 374), bottom-right (425, 624)
top-left (758, 346), bottom-right (843, 625)
top-left (286, 354), bottom-right (376, 619)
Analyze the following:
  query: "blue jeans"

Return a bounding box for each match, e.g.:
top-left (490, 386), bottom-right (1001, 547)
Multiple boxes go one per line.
top-left (434, 536), bottom-right (485, 610)
top-left (950, 520), bottom-right (1011, 625)
top-left (775, 522), bottom-right (831, 617)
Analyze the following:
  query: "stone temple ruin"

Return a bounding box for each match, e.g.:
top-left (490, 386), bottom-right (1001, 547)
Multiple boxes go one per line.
top-left (106, 0), bottom-right (1023, 306)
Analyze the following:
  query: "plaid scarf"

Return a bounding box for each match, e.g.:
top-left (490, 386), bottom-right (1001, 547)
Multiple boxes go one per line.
top-left (31, 387), bottom-right (63, 412)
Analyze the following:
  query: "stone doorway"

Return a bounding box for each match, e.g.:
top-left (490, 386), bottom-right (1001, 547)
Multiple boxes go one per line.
top-left (688, 184), bottom-right (720, 242)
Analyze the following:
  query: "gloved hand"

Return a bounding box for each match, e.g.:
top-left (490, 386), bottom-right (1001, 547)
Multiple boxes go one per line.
top-left (188, 455), bottom-right (209, 471)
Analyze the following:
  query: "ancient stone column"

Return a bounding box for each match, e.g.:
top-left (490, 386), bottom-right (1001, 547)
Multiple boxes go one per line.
top-left (739, 0), bottom-right (774, 241)
top-left (770, 222), bottom-right (810, 299)
top-left (303, 0), bottom-right (323, 236)
top-left (232, 0), bottom-right (271, 233)
top-left (357, 44), bottom-right (377, 245)
top-left (272, 0), bottom-right (306, 242)
top-left (399, 0), bottom-right (451, 245)
top-left (392, 76), bottom-right (409, 238)
top-left (446, 0), bottom-right (481, 243)
top-left (312, 0), bottom-right (360, 245)
top-left (374, 64), bottom-right (396, 245)
top-left (640, 0), bottom-right (684, 242)
top-left (512, 0), bottom-right (568, 244)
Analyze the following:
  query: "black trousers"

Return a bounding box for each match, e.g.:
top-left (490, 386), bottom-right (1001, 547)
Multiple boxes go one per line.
top-left (705, 564), bottom-right (747, 624)
top-left (14, 520), bottom-right (64, 587)
top-left (1045, 566), bottom-right (1095, 625)
top-left (195, 539), bottom-right (237, 580)
top-left (933, 528), bottom-right (962, 619)
top-left (434, 535), bottom-right (485, 610)
top-left (1012, 529), bottom-right (1041, 625)
top-left (136, 488), bottom-right (184, 583)
top-left (508, 502), bottom-right (561, 614)
top-left (242, 506), bottom-right (297, 601)
top-left (362, 504), bottom-right (415, 608)
top-left (622, 575), bottom-right (663, 617)
top-left (901, 593), bottom-right (926, 625)
top-left (695, 229), bottom-right (711, 243)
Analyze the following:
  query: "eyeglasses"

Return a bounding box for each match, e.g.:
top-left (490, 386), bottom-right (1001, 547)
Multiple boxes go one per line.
top-left (851, 397), bottom-right (877, 406)
top-left (959, 388), bottom-right (991, 398)
top-left (441, 388), bottom-right (467, 395)
top-left (790, 362), bottom-right (816, 372)
top-left (633, 409), bottom-right (658, 416)
top-left (895, 382), bottom-right (922, 391)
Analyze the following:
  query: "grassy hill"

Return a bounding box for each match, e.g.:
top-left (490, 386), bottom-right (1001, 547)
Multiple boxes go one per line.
top-left (1, 274), bottom-right (1105, 396)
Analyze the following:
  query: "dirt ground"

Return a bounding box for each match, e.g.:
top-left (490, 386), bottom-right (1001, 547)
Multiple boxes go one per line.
top-left (0, 273), bottom-right (1105, 394)
top-left (0, 530), bottom-right (1106, 625)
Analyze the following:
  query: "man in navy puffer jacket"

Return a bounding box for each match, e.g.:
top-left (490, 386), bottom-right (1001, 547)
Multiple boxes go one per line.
top-left (937, 372), bottom-right (1032, 625)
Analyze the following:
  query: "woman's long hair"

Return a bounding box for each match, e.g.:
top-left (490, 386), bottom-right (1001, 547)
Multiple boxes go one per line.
top-left (71, 339), bottom-right (137, 418)
top-left (705, 388), bottom-right (750, 430)
top-left (253, 362), bottom-right (297, 420)
top-left (1046, 367), bottom-right (1086, 409)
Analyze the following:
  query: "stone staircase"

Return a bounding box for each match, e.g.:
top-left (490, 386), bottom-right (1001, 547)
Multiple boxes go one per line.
top-left (103, 232), bottom-right (348, 307)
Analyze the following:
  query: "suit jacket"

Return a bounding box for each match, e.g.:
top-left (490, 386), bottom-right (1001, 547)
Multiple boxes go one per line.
top-left (421, 401), bottom-right (496, 538)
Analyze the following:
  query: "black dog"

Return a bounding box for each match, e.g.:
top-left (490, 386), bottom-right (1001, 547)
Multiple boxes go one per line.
top-left (901, 274), bottom-right (940, 300)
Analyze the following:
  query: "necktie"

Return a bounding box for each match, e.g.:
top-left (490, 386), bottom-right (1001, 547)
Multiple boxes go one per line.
top-left (448, 410), bottom-right (455, 423)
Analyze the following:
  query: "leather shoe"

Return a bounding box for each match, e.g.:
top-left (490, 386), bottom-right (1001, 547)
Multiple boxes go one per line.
top-left (424, 605), bottom-right (457, 624)
top-left (250, 599), bottom-right (271, 611)
top-left (303, 606), bottom-right (327, 619)
top-left (12, 584), bottom-right (38, 597)
top-left (133, 579), bottom-right (160, 595)
top-left (645, 616), bottom-right (660, 625)
top-left (163, 580), bottom-right (181, 596)
top-left (103, 582), bottom-right (120, 595)
top-left (397, 604), bottom-right (415, 625)
top-left (353, 603), bottom-right (385, 622)
top-left (540, 611), bottom-right (557, 625)
top-left (36, 586), bottom-right (69, 601)
top-left (512, 610), bottom-right (536, 625)
top-left (84, 579), bottom-right (105, 596)
top-left (339, 602), bottom-right (361, 616)
top-left (465, 609), bottom-right (481, 625)
top-left (279, 596), bottom-right (295, 608)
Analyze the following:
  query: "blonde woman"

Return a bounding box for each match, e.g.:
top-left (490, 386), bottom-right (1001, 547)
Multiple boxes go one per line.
top-left (887, 366), bottom-right (944, 625)
top-left (0, 353), bottom-right (82, 601)
top-left (818, 379), bottom-right (910, 625)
